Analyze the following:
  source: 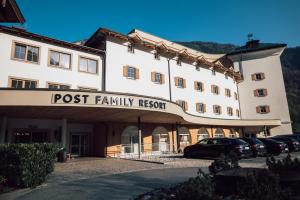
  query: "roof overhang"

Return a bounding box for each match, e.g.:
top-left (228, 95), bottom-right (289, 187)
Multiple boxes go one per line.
top-left (0, 89), bottom-right (281, 127)
top-left (0, 0), bottom-right (25, 23)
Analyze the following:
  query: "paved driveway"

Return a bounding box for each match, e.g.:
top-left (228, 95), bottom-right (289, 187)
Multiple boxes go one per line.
top-left (2, 152), bottom-right (300, 200)
top-left (4, 167), bottom-right (200, 200)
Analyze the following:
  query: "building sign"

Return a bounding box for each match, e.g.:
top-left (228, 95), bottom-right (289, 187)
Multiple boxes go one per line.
top-left (51, 93), bottom-right (166, 110)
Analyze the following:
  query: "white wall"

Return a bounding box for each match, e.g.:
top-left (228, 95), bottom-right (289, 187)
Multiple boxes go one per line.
top-left (170, 60), bottom-right (240, 119)
top-left (230, 48), bottom-right (292, 134)
top-left (105, 38), bottom-right (170, 100)
top-left (105, 37), bottom-right (240, 119)
top-left (0, 33), bottom-right (103, 90)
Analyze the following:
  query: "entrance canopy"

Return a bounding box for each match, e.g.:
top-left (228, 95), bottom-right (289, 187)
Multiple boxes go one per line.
top-left (0, 89), bottom-right (281, 127)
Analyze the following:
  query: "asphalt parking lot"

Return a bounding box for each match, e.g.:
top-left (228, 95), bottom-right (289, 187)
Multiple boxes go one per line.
top-left (2, 151), bottom-right (300, 200)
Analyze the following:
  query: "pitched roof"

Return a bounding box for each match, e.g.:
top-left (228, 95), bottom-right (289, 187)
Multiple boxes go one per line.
top-left (0, 0), bottom-right (25, 23)
top-left (227, 40), bottom-right (286, 55)
top-left (0, 25), bottom-right (104, 55)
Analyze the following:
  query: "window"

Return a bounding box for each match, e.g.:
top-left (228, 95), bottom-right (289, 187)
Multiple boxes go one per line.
top-left (236, 109), bottom-right (240, 117)
top-left (78, 86), bottom-right (98, 91)
top-left (48, 82), bottom-right (70, 90)
top-left (49, 50), bottom-right (71, 69)
top-left (123, 66), bottom-right (139, 80)
top-left (154, 52), bottom-right (160, 60)
top-left (213, 105), bottom-right (222, 115)
top-left (13, 42), bottom-right (39, 63)
top-left (214, 128), bottom-right (225, 138)
top-left (177, 58), bottom-right (182, 66)
top-left (251, 73), bottom-right (265, 81)
top-left (79, 57), bottom-right (98, 74)
top-left (256, 105), bottom-right (270, 114)
top-left (227, 107), bottom-right (233, 116)
top-left (196, 103), bottom-right (206, 113)
top-left (9, 77), bottom-right (37, 88)
top-left (195, 66), bottom-right (200, 71)
top-left (212, 70), bottom-right (216, 75)
top-left (151, 72), bottom-right (165, 84)
top-left (254, 89), bottom-right (268, 97)
top-left (128, 43), bottom-right (134, 53)
top-left (225, 74), bottom-right (228, 79)
top-left (234, 92), bottom-right (238, 100)
top-left (211, 85), bottom-right (219, 95)
top-left (177, 100), bottom-right (188, 111)
top-left (225, 88), bottom-right (231, 97)
top-left (175, 77), bottom-right (186, 88)
top-left (194, 81), bottom-right (204, 92)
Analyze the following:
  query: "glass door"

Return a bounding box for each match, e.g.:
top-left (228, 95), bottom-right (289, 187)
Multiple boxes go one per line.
top-left (71, 134), bottom-right (89, 156)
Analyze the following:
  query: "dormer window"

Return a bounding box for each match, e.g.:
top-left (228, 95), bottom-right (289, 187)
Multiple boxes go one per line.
top-left (128, 43), bottom-right (134, 53)
top-left (154, 52), bottom-right (160, 60)
top-left (177, 58), bottom-right (182, 66)
top-left (212, 70), bottom-right (216, 75)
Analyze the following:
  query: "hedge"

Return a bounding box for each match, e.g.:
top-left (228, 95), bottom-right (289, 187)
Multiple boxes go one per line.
top-left (0, 143), bottom-right (58, 188)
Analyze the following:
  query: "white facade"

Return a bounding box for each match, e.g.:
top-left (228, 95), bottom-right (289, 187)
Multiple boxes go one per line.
top-left (0, 32), bottom-right (103, 90)
top-left (105, 37), bottom-right (240, 119)
top-left (229, 48), bottom-right (292, 135)
top-left (0, 26), bottom-right (292, 136)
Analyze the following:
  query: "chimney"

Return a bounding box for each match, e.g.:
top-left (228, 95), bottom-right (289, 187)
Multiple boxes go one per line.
top-left (246, 40), bottom-right (260, 49)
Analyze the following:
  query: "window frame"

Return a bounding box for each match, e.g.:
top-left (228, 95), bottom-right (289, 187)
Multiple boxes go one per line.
top-left (225, 88), bottom-right (231, 97)
top-left (227, 107), bottom-right (233, 116)
top-left (78, 56), bottom-right (98, 75)
top-left (251, 73), bottom-right (265, 81)
top-left (8, 76), bottom-right (39, 89)
top-left (11, 41), bottom-right (40, 64)
top-left (48, 49), bottom-right (72, 70)
top-left (195, 81), bottom-right (204, 92)
top-left (47, 82), bottom-right (71, 90)
top-left (77, 86), bottom-right (98, 91)
top-left (213, 105), bottom-right (222, 115)
top-left (256, 105), bottom-right (270, 114)
top-left (211, 85), bottom-right (220, 95)
top-left (127, 66), bottom-right (136, 79)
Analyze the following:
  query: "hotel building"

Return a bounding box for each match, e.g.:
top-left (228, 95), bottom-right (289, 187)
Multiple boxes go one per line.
top-left (0, 2), bottom-right (292, 157)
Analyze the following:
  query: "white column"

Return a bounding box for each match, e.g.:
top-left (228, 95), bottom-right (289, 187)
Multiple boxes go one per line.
top-left (138, 117), bottom-right (142, 159)
top-left (61, 118), bottom-right (67, 149)
top-left (0, 117), bottom-right (7, 144)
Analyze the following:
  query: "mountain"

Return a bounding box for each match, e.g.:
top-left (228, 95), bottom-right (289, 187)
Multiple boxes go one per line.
top-left (177, 41), bottom-right (300, 133)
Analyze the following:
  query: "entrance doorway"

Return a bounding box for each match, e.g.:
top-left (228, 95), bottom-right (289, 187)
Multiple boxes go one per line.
top-left (70, 133), bottom-right (89, 156)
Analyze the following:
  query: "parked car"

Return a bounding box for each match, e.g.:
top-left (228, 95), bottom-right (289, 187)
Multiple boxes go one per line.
top-left (258, 138), bottom-right (289, 156)
top-left (271, 136), bottom-right (300, 152)
top-left (183, 138), bottom-right (252, 159)
top-left (241, 137), bottom-right (266, 157)
top-left (275, 134), bottom-right (300, 143)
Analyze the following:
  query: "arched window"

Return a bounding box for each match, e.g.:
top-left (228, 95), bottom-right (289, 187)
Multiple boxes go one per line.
top-left (121, 126), bottom-right (139, 154)
top-left (178, 127), bottom-right (191, 151)
top-left (229, 129), bottom-right (238, 138)
top-left (214, 128), bottom-right (225, 138)
top-left (197, 128), bottom-right (209, 141)
top-left (152, 126), bottom-right (169, 152)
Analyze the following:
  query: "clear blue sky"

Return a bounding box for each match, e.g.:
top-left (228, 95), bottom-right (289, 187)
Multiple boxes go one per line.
top-left (12, 0), bottom-right (300, 47)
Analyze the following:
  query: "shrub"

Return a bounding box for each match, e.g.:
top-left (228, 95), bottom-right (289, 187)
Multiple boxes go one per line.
top-left (209, 152), bottom-right (240, 175)
top-left (267, 154), bottom-right (300, 173)
top-left (134, 169), bottom-right (215, 200)
top-left (237, 169), bottom-right (297, 200)
top-left (0, 143), bottom-right (58, 188)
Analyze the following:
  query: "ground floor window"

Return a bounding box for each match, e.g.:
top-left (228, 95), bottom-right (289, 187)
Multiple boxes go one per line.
top-left (214, 128), bottom-right (225, 138)
top-left (152, 126), bottom-right (170, 152)
top-left (121, 126), bottom-right (139, 154)
top-left (197, 127), bottom-right (209, 141)
top-left (14, 129), bottom-right (48, 143)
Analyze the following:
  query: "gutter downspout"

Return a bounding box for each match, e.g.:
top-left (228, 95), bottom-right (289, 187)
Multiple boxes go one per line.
top-left (102, 53), bottom-right (106, 91)
top-left (167, 58), bottom-right (172, 101)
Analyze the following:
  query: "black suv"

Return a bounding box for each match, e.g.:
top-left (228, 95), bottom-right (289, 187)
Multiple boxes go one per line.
top-left (258, 138), bottom-right (289, 156)
top-left (272, 136), bottom-right (300, 152)
top-left (241, 138), bottom-right (266, 157)
top-left (183, 138), bottom-right (252, 159)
